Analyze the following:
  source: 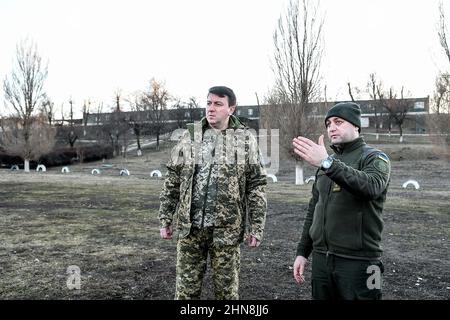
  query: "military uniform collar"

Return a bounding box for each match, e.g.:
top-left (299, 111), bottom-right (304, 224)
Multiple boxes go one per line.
top-left (187, 115), bottom-right (245, 139)
top-left (330, 137), bottom-right (365, 155)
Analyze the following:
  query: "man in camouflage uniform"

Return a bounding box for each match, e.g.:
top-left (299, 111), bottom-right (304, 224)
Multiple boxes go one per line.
top-left (292, 102), bottom-right (391, 300)
top-left (159, 86), bottom-right (267, 299)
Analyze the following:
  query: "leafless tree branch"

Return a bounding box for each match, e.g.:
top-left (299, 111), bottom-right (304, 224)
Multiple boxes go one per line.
top-left (1, 39), bottom-right (52, 170)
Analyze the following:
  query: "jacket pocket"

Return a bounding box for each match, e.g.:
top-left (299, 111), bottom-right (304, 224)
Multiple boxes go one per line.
top-left (176, 170), bottom-right (193, 226)
top-left (309, 204), bottom-right (324, 246)
top-left (326, 207), bottom-right (363, 251)
top-left (215, 199), bottom-right (242, 228)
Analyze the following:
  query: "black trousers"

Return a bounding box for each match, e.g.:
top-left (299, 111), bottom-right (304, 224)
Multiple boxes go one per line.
top-left (311, 251), bottom-right (383, 300)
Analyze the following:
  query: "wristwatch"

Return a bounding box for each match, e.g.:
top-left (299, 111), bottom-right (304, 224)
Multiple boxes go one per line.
top-left (320, 155), bottom-right (334, 170)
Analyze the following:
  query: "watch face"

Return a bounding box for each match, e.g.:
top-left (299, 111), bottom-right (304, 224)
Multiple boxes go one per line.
top-left (322, 158), bottom-right (332, 169)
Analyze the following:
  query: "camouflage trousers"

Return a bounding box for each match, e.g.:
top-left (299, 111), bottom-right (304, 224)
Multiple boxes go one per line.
top-left (175, 227), bottom-right (240, 300)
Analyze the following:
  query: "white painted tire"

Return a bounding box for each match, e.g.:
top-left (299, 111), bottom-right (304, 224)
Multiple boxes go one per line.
top-left (150, 170), bottom-right (162, 178)
top-left (61, 166), bottom-right (70, 173)
top-left (36, 164), bottom-right (46, 172)
top-left (267, 174), bottom-right (278, 183)
top-left (120, 169), bottom-right (130, 176)
top-left (305, 176), bottom-right (316, 184)
top-left (402, 180), bottom-right (420, 190)
top-left (91, 169), bottom-right (101, 175)
top-left (10, 165), bottom-right (19, 171)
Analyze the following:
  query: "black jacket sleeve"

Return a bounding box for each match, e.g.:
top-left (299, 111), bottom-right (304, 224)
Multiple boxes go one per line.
top-left (325, 152), bottom-right (391, 200)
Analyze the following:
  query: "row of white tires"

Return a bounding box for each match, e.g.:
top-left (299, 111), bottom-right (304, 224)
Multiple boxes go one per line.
top-left (8, 165), bottom-right (421, 189)
top-left (10, 165), bottom-right (163, 178)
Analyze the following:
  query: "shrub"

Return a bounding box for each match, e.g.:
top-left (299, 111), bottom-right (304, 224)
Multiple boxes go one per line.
top-left (0, 144), bottom-right (114, 168)
top-left (38, 148), bottom-right (77, 167)
top-left (0, 152), bottom-right (23, 168)
top-left (76, 144), bottom-right (113, 163)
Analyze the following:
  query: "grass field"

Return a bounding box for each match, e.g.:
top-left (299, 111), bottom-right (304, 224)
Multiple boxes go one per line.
top-left (0, 140), bottom-right (449, 300)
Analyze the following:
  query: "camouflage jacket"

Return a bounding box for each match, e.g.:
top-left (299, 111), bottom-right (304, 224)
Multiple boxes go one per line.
top-left (158, 116), bottom-right (267, 245)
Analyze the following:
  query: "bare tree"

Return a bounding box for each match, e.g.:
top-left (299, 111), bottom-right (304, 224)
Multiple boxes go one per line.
top-left (2, 39), bottom-right (50, 171)
top-left (434, 2), bottom-right (450, 147)
top-left (172, 99), bottom-right (187, 129)
top-left (263, 0), bottom-right (324, 184)
top-left (172, 96), bottom-right (201, 129)
top-left (100, 91), bottom-right (131, 157)
top-left (377, 86), bottom-right (410, 142)
top-left (430, 0), bottom-right (450, 151)
top-left (140, 78), bottom-right (169, 151)
top-left (88, 101), bottom-right (104, 142)
top-left (347, 82), bottom-right (355, 102)
top-left (367, 73), bottom-right (385, 132)
top-left (82, 99), bottom-right (91, 136)
top-left (58, 99), bottom-right (80, 148)
top-left (1, 115), bottom-right (56, 168)
top-left (432, 72), bottom-right (450, 114)
top-left (40, 94), bottom-right (55, 126)
top-left (430, 72), bottom-right (450, 151)
top-left (96, 102), bottom-right (103, 126)
top-left (67, 99), bottom-right (78, 147)
top-left (127, 92), bottom-right (151, 155)
top-left (437, 1), bottom-right (450, 115)
top-left (186, 97), bottom-right (201, 123)
top-left (439, 1), bottom-right (450, 65)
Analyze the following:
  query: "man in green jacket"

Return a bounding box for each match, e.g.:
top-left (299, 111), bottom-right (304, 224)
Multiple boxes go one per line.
top-left (159, 86), bottom-right (267, 299)
top-left (292, 102), bottom-right (390, 300)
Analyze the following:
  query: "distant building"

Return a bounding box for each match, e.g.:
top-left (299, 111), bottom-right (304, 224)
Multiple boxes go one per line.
top-left (82, 96), bottom-right (430, 134)
top-left (345, 96), bottom-right (429, 133)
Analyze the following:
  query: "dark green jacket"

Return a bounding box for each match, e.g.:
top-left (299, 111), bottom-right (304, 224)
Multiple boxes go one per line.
top-left (296, 137), bottom-right (391, 259)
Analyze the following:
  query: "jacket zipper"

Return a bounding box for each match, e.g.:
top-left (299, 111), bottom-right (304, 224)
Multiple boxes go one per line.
top-left (200, 161), bottom-right (214, 228)
top-left (200, 134), bottom-right (219, 228)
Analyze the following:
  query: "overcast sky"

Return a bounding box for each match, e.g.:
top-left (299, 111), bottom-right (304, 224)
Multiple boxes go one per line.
top-left (0, 0), bottom-right (448, 116)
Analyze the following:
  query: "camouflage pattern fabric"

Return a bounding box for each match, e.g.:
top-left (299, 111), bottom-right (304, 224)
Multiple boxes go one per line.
top-left (190, 129), bottom-right (220, 228)
top-left (159, 115), bottom-right (266, 300)
top-left (175, 227), bottom-right (240, 300)
top-left (158, 115), bottom-right (267, 245)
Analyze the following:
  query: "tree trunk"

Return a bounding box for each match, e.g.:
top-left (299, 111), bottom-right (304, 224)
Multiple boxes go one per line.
top-left (156, 132), bottom-right (160, 151)
top-left (136, 135), bottom-right (141, 151)
top-left (24, 159), bottom-right (30, 172)
top-left (295, 162), bottom-right (304, 185)
top-left (374, 107), bottom-right (379, 132)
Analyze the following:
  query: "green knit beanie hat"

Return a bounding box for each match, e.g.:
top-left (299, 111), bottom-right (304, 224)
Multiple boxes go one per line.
top-left (325, 102), bottom-right (361, 131)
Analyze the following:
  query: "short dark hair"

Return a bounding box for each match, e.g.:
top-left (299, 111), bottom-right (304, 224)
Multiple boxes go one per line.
top-left (208, 86), bottom-right (236, 106)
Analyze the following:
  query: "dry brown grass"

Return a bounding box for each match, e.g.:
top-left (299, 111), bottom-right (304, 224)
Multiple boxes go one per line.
top-left (0, 142), bottom-right (449, 300)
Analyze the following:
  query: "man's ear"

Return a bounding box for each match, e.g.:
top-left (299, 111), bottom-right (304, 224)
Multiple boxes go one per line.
top-left (229, 105), bottom-right (236, 115)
